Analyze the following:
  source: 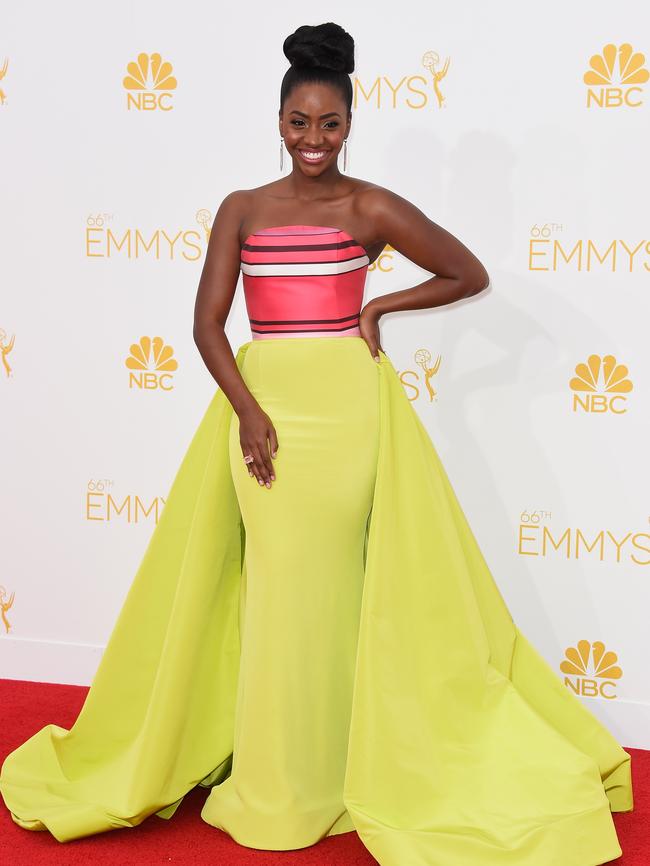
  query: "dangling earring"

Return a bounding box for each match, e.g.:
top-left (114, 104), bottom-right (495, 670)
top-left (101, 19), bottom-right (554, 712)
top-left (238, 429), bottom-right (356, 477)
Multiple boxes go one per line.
top-left (279, 136), bottom-right (284, 171)
top-left (343, 138), bottom-right (348, 172)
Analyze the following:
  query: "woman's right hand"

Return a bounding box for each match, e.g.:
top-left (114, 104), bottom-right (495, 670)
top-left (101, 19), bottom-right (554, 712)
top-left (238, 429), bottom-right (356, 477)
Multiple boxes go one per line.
top-left (237, 404), bottom-right (279, 488)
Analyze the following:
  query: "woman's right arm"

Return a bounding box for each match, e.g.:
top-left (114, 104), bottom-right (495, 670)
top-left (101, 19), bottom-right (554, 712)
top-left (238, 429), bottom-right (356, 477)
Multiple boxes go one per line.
top-left (193, 191), bottom-right (278, 488)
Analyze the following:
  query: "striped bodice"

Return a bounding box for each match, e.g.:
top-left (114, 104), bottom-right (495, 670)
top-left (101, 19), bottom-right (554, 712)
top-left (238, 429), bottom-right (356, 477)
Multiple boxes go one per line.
top-left (240, 225), bottom-right (370, 339)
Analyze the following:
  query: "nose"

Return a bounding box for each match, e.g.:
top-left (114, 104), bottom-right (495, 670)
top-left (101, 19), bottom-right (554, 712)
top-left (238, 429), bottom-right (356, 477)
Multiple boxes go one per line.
top-left (302, 131), bottom-right (324, 148)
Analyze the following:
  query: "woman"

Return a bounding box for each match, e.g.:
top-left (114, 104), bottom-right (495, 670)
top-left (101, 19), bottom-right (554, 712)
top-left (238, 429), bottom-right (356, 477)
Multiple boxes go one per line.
top-left (0, 21), bottom-right (633, 866)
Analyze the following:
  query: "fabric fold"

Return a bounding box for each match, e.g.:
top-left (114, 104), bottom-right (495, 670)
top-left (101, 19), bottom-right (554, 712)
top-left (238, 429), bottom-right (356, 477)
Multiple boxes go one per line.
top-left (0, 341), bottom-right (633, 865)
top-left (342, 351), bottom-right (632, 865)
top-left (0, 342), bottom-right (252, 841)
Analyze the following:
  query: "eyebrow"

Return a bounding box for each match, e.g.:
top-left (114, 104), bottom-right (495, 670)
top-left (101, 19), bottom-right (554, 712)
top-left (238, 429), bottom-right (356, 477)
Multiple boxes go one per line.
top-left (289, 110), bottom-right (341, 119)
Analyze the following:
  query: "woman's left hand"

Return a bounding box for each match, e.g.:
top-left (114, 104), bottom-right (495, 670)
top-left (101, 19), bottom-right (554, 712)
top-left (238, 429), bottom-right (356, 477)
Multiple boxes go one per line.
top-left (359, 302), bottom-right (384, 362)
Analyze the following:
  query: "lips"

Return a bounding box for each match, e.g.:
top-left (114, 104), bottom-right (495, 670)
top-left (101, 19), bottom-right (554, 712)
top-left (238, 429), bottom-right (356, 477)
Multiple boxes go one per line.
top-left (297, 149), bottom-right (329, 164)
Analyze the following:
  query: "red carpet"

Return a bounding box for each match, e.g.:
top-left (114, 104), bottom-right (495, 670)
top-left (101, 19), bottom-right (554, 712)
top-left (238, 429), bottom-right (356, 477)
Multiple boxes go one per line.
top-left (0, 678), bottom-right (646, 865)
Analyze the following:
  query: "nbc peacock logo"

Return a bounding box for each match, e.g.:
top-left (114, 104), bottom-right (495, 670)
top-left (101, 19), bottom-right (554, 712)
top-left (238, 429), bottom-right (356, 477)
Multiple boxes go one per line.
top-left (368, 242), bottom-right (394, 274)
top-left (123, 52), bottom-right (177, 111)
top-left (125, 336), bottom-right (178, 390)
top-left (569, 354), bottom-right (633, 414)
top-left (583, 43), bottom-right (649, 108)
top-left (560, 639), bottom-right (623, 700)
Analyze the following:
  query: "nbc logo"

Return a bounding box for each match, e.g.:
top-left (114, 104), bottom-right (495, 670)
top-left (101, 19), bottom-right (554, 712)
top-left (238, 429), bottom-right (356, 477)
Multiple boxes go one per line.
top-left (583, 43), bottom-right (649, 108)
top-left (569, 354), bottom-right (632, 414)
top-left (125, 336), bottom-right (178, 390)
top-left (368, 242), bottom-right (394, 273)
top-left (123, 52), bottom-right (177, 111)
top-left (560, 639), bottom-right (622, 700)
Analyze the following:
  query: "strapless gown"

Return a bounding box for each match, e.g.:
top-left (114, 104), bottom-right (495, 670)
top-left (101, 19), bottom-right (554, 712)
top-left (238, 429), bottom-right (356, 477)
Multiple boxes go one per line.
top-left (0, 226), bottom-right (634, 865)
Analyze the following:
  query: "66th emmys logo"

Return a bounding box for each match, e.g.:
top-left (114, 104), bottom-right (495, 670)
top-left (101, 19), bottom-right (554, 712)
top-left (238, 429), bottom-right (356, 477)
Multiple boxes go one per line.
top-left (560, 640), bottom-right (623, 700)
top-left (0, 328), bottom-right (15, 377)
top-left (584, 43), bottom-right (649, 108)
top-left (528, 223), bottom-right (650, 273)
top-left (0, 57), bottom-right (9, 106)
top-left (123, 52), bottom-right (177, 111)
top-left (517, 510), bottom-right (649, 565)
top-left (86, 479), bottom-right (166, 524)
top-left (0, 585), bottom-right (15, 634)
top-left (569, 354), bottom-right (633, 414)
top-left (355, 48), bottom-right (451, 111)
top-left (126, 337), bottom-right (178, 390)
top-left (396, 348), bottom-right (442, 403)
top-left (85, 209), bottom-right (211, 260)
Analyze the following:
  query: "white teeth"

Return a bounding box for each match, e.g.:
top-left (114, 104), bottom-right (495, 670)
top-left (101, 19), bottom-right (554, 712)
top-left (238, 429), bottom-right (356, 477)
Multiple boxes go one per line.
top-left (301, 151), bottom-right (325, 159)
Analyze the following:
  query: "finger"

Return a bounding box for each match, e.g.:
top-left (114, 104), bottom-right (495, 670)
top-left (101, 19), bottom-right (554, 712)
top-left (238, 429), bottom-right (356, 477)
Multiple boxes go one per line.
top-left (257, 436), bottom-right (275, 484)
top-left (269, 426), bottom-right (279, 460)
top-left (252, 443), bottom-right (271, 486)
top-left (241, 443), bottom-right (255, 476)
top-left (249, 451), bottom-right (264, 485)
top-left (267, 428), bottom-right (278, 480)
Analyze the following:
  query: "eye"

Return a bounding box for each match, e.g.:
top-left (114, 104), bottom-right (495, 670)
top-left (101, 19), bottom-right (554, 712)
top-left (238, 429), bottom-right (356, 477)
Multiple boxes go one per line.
top-left (289, 119), bottom-right (340, 128)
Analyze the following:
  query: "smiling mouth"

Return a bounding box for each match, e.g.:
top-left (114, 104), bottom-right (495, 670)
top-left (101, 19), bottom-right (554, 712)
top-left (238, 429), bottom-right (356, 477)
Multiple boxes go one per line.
top-left (297, 149), bottom-right (329, 162)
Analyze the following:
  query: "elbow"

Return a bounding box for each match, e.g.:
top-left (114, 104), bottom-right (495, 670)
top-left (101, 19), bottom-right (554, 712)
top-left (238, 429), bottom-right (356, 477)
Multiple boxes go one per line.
top-left (193, 321), bottom-right (205, 350)
top-left (193, 317), bottom-right (226, 347)
top-left (460, 267), bottom-right (490, 298)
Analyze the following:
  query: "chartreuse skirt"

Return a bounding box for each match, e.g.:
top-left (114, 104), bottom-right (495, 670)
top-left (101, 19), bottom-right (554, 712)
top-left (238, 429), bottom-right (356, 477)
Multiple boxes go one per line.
top-left (0, 337), bottom-right (633, 865)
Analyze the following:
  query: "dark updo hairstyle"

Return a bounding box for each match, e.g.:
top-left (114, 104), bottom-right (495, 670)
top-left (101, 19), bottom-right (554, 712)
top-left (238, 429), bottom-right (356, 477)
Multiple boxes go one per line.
top-left (280, 22), bottom-right (355, 115)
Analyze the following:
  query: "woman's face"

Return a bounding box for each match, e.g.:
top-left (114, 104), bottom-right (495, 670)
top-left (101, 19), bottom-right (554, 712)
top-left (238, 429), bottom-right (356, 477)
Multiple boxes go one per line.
top-left (279, 82), bottom-right (351, 175)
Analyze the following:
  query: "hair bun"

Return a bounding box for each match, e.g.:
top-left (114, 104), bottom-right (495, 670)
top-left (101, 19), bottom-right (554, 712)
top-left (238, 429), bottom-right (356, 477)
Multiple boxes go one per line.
top-left (283, 22), bottom-right (355, 74)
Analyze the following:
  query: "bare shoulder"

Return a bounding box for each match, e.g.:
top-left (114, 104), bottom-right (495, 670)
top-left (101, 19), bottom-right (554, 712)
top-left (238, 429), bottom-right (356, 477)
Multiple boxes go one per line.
top-left (353, 181), bottom-right (415, 224)
top-left (224, 178), bottom-right (283, 207)
top-left (215, 187), bottom-right (253, 219)
top-left (352, 180), bottom-right (440, 248)
top-left (220, 180), bottom-right (287, 235)
top-left (212, 187), bottom-right (260, 244)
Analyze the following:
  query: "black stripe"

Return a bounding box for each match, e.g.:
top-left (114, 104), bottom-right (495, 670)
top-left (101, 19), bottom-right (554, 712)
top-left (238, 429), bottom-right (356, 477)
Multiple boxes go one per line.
top-left (242, 239), bottom-right (364, 253)
top-left (249, 312), bottom-right (360, 326)
top-left (251, 321), bottom-right (360, 334)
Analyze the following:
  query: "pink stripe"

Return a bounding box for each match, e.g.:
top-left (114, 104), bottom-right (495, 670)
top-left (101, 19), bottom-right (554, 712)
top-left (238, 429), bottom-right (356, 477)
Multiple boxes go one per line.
top-left (244, 269), bottom-right (364, 321)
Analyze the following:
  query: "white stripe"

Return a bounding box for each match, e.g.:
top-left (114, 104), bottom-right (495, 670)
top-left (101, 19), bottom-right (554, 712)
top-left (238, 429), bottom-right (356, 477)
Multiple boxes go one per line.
top-left (241, 254), bottom-right (369, 277)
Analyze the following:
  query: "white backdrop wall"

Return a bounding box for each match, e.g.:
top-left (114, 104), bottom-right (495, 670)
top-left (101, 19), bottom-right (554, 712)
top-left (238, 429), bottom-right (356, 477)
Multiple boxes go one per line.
top-left (1, 1), bottom-right (648, 748)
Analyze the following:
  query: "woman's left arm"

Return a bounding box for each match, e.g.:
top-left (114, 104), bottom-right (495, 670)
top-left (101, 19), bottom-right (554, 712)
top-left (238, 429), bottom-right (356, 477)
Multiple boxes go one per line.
top-left (359, 186), bottom-right (490, 359)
